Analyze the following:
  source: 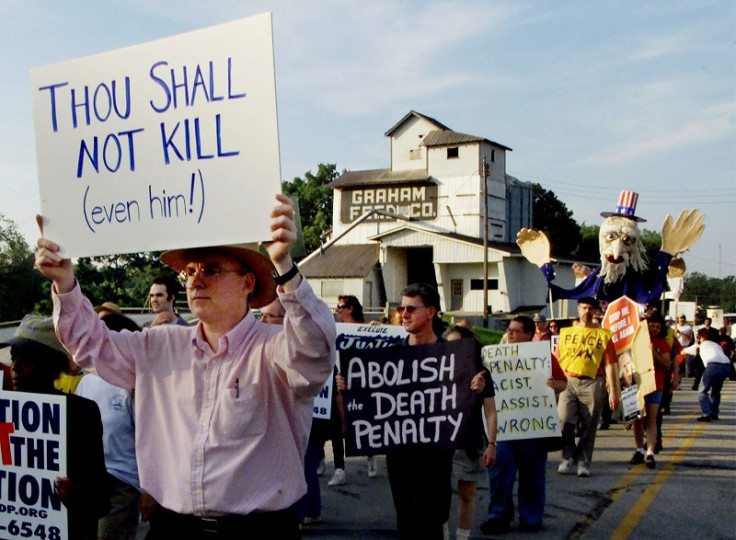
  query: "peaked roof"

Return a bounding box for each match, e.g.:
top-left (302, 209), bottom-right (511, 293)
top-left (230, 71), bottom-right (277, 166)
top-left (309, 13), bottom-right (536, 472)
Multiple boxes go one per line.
top-left (328, 168), bottom-right (432, 189)
top-left (367, 223), bottom-right (522, 255)
top-left (384, 110), bottom-right (452, 137)
top-left (299, 244), bottom-right (380, 278)
top-left (422, 129), bottom-right (512, 151)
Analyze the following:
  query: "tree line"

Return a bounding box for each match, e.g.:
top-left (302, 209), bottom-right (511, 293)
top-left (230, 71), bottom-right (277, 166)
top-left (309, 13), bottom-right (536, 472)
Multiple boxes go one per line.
top-left (0, 167), bottom-right (731, 322)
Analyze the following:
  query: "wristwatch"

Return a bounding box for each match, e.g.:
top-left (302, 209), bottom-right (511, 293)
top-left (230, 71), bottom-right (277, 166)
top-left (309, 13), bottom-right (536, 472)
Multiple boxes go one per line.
top-left (273, 263), bottom-right (300, 285)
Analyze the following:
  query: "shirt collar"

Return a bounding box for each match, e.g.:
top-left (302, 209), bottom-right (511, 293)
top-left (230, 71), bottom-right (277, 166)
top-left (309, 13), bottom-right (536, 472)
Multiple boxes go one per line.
top-left (192, 310), bottom-right (257, 355)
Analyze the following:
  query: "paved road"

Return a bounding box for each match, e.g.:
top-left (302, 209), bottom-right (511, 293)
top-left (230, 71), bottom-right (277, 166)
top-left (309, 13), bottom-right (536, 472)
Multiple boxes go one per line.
top-left (134, 378), bottom-right (735, 539)
top-left (304, 379), bottom-right (736, 539)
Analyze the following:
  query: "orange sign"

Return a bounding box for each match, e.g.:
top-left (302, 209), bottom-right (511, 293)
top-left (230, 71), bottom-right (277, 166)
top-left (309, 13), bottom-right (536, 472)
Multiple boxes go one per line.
top-left (602, 296), bottom-right (640, 353)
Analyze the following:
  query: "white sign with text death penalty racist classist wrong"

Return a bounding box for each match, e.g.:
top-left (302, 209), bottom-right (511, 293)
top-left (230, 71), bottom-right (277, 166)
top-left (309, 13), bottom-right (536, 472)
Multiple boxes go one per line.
top-left (31, 13), bottom-right (281, 258)
top-left (482, 341), bottom-right (561, 442)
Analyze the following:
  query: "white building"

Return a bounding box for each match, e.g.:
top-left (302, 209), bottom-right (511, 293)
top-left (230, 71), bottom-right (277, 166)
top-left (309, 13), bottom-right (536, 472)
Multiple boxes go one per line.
top-left (299, 111), bottom-right (580, 323)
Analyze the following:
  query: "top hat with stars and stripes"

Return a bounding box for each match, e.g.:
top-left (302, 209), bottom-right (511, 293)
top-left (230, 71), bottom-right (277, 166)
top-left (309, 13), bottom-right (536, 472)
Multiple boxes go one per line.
top-left (600, 190), bottom-right (647, 222)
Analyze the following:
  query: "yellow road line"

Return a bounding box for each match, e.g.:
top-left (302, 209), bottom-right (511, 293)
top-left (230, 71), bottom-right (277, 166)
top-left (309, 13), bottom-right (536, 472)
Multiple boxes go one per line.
top-left (567, 414), bottom-right (698, 539)
top-left (608, 422), bottom-right (707, 539)
top-left (602, 415), bottom-right (693, 507)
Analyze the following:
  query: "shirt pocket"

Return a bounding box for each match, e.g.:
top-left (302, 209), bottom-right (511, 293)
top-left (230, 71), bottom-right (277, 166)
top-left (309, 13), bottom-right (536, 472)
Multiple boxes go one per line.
top-left (217, 382), bottom-right (267, 440)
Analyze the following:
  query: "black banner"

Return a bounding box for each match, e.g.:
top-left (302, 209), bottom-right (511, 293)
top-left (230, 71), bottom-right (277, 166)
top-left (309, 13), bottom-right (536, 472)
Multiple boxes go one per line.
top-left (341, 339), bottom-right (478, 456)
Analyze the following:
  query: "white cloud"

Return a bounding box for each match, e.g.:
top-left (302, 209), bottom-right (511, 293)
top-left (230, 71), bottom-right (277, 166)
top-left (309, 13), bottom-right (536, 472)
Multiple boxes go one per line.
top-left (579, 97), bottom-right (734, 165)
top-left (275, 1), bottom-right (515, 116)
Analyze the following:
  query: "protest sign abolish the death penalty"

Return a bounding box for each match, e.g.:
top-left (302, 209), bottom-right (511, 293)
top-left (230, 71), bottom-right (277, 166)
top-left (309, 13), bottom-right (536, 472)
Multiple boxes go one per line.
top-left (482, 341), bottom-right (561, 442)
top-left (341, 340), bottom-right (477, 456)
top-left (30, 13), bottom-right (280, 258)
top-left (312, 323), bottom-right (407, 421)
top-left (0, 392), bottom-right (68, 540)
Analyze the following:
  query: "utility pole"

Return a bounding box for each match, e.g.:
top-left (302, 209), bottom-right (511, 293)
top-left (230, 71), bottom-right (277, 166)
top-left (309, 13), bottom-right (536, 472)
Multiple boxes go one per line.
top-left (482, 156), bottom-right (489, 328)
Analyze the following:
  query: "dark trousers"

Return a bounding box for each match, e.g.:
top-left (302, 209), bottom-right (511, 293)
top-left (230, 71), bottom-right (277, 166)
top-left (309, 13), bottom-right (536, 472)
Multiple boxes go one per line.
top-left (297, 443), bottom-right (323, 522)
top-left (386, 449), bottom-right (454, 540)
top-left (145, 505), bottom-right (300, 540)
top-left (327, 412), bottom-right (345, 469)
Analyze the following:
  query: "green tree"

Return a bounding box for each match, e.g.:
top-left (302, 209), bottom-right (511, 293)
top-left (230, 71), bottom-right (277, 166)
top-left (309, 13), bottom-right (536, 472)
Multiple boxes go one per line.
top-left (681, 273), bottom-right (736, 313)
top-left (574, 223), bottom-right (600, 261)
top-left (282, 163), bottom-right (339, 256)
top-left (75, 252), bottom-right (178, 308)
top-left (34, 251), bottom-right (180, 315)
top-left (0, 214), bottom-right (45, 320)
top-left (531, 183), bottom-right (581, 257)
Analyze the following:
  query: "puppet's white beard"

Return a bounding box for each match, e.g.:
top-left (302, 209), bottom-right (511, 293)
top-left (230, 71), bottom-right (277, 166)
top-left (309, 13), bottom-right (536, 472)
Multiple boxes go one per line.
top-left (599, 250), bottom-right (648, 285)
top-left (599, 256), bottom-right (629, 284)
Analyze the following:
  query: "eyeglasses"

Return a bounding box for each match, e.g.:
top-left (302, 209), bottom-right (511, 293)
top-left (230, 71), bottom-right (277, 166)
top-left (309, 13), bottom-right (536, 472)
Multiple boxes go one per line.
top-left (178, 264), bottom-right (246, 287)
top-left (335, 305), bottom-right (349, 310)
top-left (396, 305), bottom-right (425, 315)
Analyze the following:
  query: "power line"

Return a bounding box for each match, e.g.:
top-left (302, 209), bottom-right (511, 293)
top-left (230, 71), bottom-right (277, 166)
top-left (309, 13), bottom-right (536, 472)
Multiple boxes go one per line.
top-left (509, 170), bottom-right (736, 206)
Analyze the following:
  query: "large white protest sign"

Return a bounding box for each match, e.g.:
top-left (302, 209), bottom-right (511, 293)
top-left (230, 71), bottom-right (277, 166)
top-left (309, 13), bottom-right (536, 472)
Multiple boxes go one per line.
top-left (31, 13), bottom-right (281, 258)
top-left (0, 392), bottom-right (68, 539)
top-left (482, 341), bottom-right (561, 442)
top-left (312, 323), bottom-right (407, 421)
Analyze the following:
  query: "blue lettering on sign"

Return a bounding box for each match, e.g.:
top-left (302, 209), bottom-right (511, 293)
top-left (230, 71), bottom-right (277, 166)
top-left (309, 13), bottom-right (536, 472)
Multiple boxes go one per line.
top-left (76, 129), bottom-right (144, 177)
top-left (38, 78), bottom-right (131, 131)
top-left (0, 471), bottom-right (61, 510)
top-left (81, 169), bottom-right (206, 232)
top-left (159, 114), bottom-right (239, 164)
top-left (149, 58), bottom-right (246, 113)
top-left (0, 400), bottom-right (61, 435)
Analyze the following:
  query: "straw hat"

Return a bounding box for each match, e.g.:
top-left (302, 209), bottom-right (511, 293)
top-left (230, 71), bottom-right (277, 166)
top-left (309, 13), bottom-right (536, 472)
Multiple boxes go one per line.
top-left (160, 244), bottom-right (277, 308)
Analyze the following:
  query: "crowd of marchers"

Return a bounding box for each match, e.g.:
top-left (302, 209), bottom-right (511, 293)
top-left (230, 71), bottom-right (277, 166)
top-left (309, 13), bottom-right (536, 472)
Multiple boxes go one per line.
top-left (1, 196), bottom-right (732, 539)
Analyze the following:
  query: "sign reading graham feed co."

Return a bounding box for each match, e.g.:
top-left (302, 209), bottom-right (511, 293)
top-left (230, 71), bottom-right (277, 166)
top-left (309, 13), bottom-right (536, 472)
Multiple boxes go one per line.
top-left (340, 184), bottom-right (438, 223)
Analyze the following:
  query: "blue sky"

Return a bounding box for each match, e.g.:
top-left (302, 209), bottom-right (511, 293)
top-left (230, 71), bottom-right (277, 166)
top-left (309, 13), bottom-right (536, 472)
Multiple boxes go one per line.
top-left (1, 0), bottom-right (734, 277)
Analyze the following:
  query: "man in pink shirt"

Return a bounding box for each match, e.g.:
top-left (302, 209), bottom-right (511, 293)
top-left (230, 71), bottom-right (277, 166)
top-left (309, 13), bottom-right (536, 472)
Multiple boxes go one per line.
top-left (35, 195), bottom-right (336, 539)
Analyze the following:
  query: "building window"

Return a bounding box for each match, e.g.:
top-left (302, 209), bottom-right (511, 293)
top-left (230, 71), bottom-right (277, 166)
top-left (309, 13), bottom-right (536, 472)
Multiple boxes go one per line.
top-left (470, 279), bottom-right (498, 290)
top-left (447, 147), bottom-right (459, 159)
top-left (409, 148), bottom-right (422, 160)
top-left (491, 149), bottom-right (495, 162)
top-left (451, 279), bottom-right (463, 296)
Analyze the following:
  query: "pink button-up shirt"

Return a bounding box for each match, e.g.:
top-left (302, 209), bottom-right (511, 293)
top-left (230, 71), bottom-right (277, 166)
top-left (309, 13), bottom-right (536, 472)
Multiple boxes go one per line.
top-left (53, 278), bottom-right (335, 516)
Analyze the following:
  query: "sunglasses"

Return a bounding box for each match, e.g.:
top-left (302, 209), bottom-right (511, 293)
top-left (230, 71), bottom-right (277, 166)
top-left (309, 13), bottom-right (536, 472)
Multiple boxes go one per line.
top-left (178, 264), bottom-right (246, 287)
top-left (396, 305), bottom-right (425, 315)
top-left (335, 305), bottom-right (349, 310)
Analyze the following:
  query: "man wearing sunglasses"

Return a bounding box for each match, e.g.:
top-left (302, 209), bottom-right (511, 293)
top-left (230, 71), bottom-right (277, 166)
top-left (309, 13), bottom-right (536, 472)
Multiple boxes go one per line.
top-left (35, 194), bottom-right (336, 539)
top-left (387, 283), bottom-right (455, 540)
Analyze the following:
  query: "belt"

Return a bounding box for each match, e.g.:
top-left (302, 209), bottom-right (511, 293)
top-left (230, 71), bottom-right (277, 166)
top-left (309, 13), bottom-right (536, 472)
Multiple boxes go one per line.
top-left (564, 371), bottom-right (592, 380)
top-left (199, 515), bottom-right (241, 535)
top-left (160, 511), bottom-right (251, 535)
top-left (154, 505), bottom-right (299, 538)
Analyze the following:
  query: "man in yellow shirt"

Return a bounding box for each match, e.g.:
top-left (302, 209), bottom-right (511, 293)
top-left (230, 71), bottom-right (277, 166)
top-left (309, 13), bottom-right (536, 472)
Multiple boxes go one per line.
top-left (556, 297), bottom-right (620, 477)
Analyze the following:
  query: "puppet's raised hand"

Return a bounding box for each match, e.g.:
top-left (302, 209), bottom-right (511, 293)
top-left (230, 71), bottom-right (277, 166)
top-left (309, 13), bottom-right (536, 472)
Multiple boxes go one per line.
top-left (516, 228), bottom-right (551, 268)
top-left (660, 209), bottom-right (705, 256)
